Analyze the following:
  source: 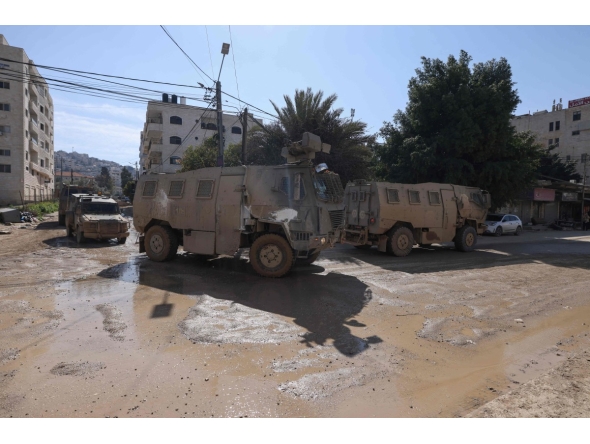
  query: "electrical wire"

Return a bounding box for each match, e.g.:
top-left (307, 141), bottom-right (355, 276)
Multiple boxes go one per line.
top-left (205, 26), bottom-right (215, 81)
top-left (228, 25), bottom-right (242, 110)
top-left (159, 25), bottom-right (214, 86)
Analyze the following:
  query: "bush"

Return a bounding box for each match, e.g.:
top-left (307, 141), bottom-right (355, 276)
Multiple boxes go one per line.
top-left (23, 200), bottom-right (59, 218)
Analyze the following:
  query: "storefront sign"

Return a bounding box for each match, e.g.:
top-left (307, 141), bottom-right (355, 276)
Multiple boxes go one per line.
top-left (568, 96), bottom-right (590, 108)
top-left (532, 188), bottom-right (555, 202)
top-left (561, 192), bottom-right (579, 201)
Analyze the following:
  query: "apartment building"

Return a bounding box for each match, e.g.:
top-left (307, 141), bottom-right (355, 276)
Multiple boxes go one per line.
top-left (0, 34), bottom-right (55, 205)
top-left (511, 97), bottom-right (590, 179)
top-left (139, 96), bottom-right (255, 174)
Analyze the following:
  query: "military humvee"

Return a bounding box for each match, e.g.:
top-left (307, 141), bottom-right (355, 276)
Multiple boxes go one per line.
top-left (58, 184), bottom-right (94, 225)
top-left (65, 194), bottom-right (130, 244)
top-left (341, 181), bottom-right (490, 256)
top-left (133, 133), bottom-right (345, 278)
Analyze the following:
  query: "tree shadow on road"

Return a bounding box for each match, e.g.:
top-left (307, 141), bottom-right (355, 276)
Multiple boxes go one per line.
top-left (97, 254), bottom-right (379, 356)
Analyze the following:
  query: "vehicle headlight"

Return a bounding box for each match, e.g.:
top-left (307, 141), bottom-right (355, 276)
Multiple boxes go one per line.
top-left (120, 222), bottom-right (129, 230)
top-left (320, 237), bottom-right (326, 245)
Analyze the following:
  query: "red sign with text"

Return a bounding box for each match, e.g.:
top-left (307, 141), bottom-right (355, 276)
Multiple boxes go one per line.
top-left (568, 96), bottom-right (590, 108)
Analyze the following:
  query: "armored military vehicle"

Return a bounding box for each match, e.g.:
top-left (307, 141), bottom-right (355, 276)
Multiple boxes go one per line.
top-left (57, 184), bottom-right (94, 226)
top-left (133, 133), bottom-right (345, 278)
top-left (65, 194), bottom-right (130, 244)
top-left (341, 181), bottom-right (490, 256)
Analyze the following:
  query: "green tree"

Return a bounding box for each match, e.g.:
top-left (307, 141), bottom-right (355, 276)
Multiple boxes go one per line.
top-left (537, 145), bottom-right (582, 182)
top-left (95, 166), bottom-right (113, 193)
top-left (123, 181), bottom-right (136, 200)
top-left (375, 50), bottom-right (543, 208)
top-left (269, 88), bottom-right (375, 185)
top-left (180, 137), bottom-right (218, 172)
top-left (224, 142), bottom-right (243, 167)
top-left (120, 166), bottom-right (133, 189)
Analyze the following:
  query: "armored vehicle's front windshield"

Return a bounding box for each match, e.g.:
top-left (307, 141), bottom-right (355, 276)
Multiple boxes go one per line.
top-left (82, 203), bottom-right (119, 214)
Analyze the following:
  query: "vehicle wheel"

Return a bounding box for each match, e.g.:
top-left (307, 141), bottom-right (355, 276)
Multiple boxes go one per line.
top-left (455, 225), bottom-right (477, 252)
top-left (58, 214), bottom-right (65, 226)
top-left (76, 228), bottom-right (85, 244)
top-left (386, 226), bottom-right (414, 257)
top-left (494, 226), bottom-right (503, 237)
top-left (145, 225), bottom-right (178, 262)
top-left (296, 250), bottom-right (321, 266)
top-left (249, 234), bottom-right (294, 278)
top-left (514, 226), bottom-right (522, 236)
top-left (354, 245), bottom-right (372, 250)
top-left (66, 224), bottom-right (72, 237)
top-left (118, 237), bottom-right (127, 244)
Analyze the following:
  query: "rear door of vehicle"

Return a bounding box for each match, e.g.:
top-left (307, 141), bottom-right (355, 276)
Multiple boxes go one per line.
top-left (215, 170), bottom-right (246, 255)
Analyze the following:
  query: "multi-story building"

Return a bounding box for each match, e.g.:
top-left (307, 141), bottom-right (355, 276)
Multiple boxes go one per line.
top-left (0, 34), bottom-right (55, 205)
top-left (139, 96), bottom-right (255, 174)
top-left (511, 97), bottom-right (590, 179)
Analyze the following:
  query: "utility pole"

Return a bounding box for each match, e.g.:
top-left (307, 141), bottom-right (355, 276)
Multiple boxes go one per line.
top-left (60, 156), bottom-right (63, 192)
top-left (581, 153), bottom-right (588, 229)
top-left (216, 43), bottom-right (230, 167)
top-left (241, 107), bottom-right (248, 164)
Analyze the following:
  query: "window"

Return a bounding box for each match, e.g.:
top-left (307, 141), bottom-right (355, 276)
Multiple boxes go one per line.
top-left (0, 82), bottom-right (9, 89)
top-left (196, 179), bottom-right (214, 198)
top-left (572, 130), bottom-right (580, 136)
top-left (581, 153), bottom-right (587, 163)
top-left (170, 116), bottom-right (182, 125)
top-left (555, 121), bottom-right (560, 131)
top-left (555, 138), bottom-right (560, 147)
top-left (170, 136), bottom-right (182, 144)
top-left (168, 180), bottom-right (185, 198)
top-left (169, 156), bottom-right (181, 165)
top-left (428, 191), bottom-right (441, 205)
top-left (0, 164), bottom-right (11, 173)
top-left (548, 139), bottom-right (553, 146)
top-left (200, 122), bottom-right (207, 129)
top-left (350, 191), bottom-right (358, 201)
top-left (40, 105), bottom-right (44, 113)
top-left (0, 125), bottom-right (10, 133)
top-left (0, 103), bottom-right (9, 111)
top-left (206, 123), bottom-right (217, 131)
top-left (142, 181), bottom-right (157, 197)
top-left (25, 130), bottom-right (29, 138)
top-left (279, 175), bottom-right (306, 200)
top-left (26, 152), bottom-right (28, 160)
top-left (566, 155), bottom-right (571, 162)
top-left (549, 122), bottom-right (554, 131)
top-left (25, 88), bottom-right (28, 96)
top-left (0, 149), bottom-right (10, 156)
top-left (387, 188), bottom-right (400, 203)
top-left (231, 126), bottom-right (242, 135)
top-left (408, 190), bottom-right (421, 204)
top-left (25, 109), bottom-right (28, 117)
top-left (40, 123), bottom-right (44, 131)
top-left (40, 159), bottom-right (44, 167)
top-left (359, 191), bottom-right (367, 202)
top-left (573, 111), bottom-right (581, 121)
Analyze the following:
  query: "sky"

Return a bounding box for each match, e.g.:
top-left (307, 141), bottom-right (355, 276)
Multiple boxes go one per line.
top-left (2, 23), bottom-right (590, 166)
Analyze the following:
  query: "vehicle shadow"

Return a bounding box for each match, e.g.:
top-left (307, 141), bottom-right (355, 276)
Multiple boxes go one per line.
top-left (326, 232), bottom-right (590, 273)
top-left (98, 254), bottom-right (379, 356)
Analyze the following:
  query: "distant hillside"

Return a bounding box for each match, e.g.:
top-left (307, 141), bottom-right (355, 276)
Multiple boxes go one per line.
top-left (55, 150), bottom-right (136, 177)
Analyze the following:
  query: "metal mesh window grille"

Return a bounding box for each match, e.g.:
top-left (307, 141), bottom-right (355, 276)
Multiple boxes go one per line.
top-left (169, 181), bottom-right (184, 197)
top-left (428, 191), bottom-right (441, 205)
top-left (387, 189), bottom-right (400, 203)
top-left (142, 181), bottom-right (157, 197)
top-left (409, 190), bottom-right (421, 204)
top-left (196, 180), bottom-right (214, 198)
top-left (314, 173), bottom-right (344, 203)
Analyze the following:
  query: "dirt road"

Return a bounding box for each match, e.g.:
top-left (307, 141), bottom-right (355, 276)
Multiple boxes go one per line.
top-left (1, 214), bottom-right (589, 417)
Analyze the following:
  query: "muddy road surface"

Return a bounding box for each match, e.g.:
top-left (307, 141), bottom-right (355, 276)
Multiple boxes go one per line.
top-left (1, 214), bottom-right (589, 417)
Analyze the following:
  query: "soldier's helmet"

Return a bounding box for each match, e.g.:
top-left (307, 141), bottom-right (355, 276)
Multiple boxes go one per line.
top-left (315, 163), bottom-right (329, 173)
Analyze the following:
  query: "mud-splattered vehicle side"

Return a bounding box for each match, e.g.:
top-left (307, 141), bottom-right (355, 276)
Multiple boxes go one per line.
top-left (133, 133), bottom-right (345, 278)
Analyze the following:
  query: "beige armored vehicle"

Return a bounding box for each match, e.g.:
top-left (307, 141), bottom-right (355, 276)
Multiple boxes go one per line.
top-left (133, 133), bottom-right (345, 278)
top-left (65, 194), bottom-right (130, 244)
top-left (341, 180), bottom-right (490, 256)
top-left (57, 184), bottom-right (94, 226)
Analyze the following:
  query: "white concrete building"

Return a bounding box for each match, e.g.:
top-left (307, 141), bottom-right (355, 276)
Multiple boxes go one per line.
top-left (511, 97), bottom-right (590, 180)
top-left (139, 97), bottom-right (255, 174)
top-left (0, 34), bottom-right (55, 205)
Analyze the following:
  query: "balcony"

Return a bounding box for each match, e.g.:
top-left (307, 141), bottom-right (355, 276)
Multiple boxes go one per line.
top-left (143, 138), bottom-right (162, 154)
top-left (29, 139), bottom-right (39, 153)
top-left (146, 115), bottom-right (163, 138)
top-left (30, 161), bottom-right (51, 177)
top-left (148, 150), bottom-right (163, 165)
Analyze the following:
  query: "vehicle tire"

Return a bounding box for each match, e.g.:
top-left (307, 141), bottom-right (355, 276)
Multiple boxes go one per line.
top-left (145, 225), bottom-right (178, 262)
top-left (386, 226), bottom-right (414, 257)
top-left (354, 245), bottom-right (372, 250)
top-left (515, 226), bottom-right (522, 236)
top-left (296, 250), bottom-right (321, 266)
top-left (494, 226), bottom-right (503, 237)
top-left (455, 225), bottom-right (477, 252)
top-left (118, 237), bottom-right (127, 244)
top-left (66, 224), bottom-right (72, 237)
top-left (76, 228), bottom-right (85, 244)
top-left (249, 234), bottom-right (294, 278)
top-left (58, 214), bottom-right (65, 226)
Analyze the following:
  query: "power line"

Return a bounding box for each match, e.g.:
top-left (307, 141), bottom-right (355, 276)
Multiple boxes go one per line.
top-left (228, 25), bottom-right (242, 110)
top-left (205, 26), bottom-right (215, 81)
top-left (159, 25), bottom-right (214, 85)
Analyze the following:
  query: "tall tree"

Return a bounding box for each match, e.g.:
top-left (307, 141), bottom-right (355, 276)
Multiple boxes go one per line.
top-left (95, 166), bottom-right (113, 193)
top-left (375, 50), bottom-right (543, 208)
top-left (537, 145), bottom-right (582, 182)
top-left (120, 167), bottom-right (133, 189)
top-left (180, 137), bottom-right (218, 172)
top-left (269, 88), bottom-right (375, 185)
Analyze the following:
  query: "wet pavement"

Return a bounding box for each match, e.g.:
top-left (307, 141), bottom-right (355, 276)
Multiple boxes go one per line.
top-left (1, 217), bottom-right (590, 417)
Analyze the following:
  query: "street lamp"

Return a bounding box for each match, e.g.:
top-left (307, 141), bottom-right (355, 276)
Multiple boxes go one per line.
top-left (216, 43), bottom-right (230, 167)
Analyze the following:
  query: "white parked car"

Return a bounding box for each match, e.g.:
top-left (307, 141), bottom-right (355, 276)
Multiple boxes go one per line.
top-left (484, 214), bottom-right (523, 236)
